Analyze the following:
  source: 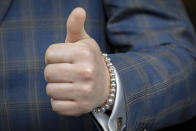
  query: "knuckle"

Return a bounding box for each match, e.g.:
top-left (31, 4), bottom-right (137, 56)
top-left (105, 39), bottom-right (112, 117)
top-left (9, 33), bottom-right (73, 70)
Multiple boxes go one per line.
top-left (79, 67), bottom-right (94, 80)
top-left (75, 47), bottom-right (91, 58)
top-left (81, 48), bottom-right (91, 58)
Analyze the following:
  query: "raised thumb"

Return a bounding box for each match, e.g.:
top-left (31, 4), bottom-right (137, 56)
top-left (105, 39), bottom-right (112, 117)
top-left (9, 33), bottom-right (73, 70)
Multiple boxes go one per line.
top-left (65, 7), bottom-right (90, 43)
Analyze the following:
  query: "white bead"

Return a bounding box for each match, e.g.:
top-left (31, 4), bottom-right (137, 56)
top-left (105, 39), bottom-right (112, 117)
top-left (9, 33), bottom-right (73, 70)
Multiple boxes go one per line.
top-left (109, 93), bottom-right (115, 99)
top-left (109, 69), bottom-right (114, 73)
top-left (107, 98), bottom-right (114, 105)
top-left (109, 66), bottom-right (114, 71)
top-left (107, 58), bottom-right (111, 61)
top-left (97, 108), bottom-right (101, 112)
top-left (102, 53), bottom-right (107, 57)
top-left (111, 83), bottom-right (116, 88)
top-left (111, 88), bottom-right (116, 93)
top-left (111, 78), bottom-right (116, 83)
top-left (107, 63), bottom-right (113, 67)
top-left (101, 107), bottom-right (106, 112)
top-left (112, 81), bottom-right (116, 84)
top-left (111, 74), bottom-right (115, 79)
top-left (105, 104), bottom-right (110, 109)
top-left (109, 65), bottom-right (114, 69)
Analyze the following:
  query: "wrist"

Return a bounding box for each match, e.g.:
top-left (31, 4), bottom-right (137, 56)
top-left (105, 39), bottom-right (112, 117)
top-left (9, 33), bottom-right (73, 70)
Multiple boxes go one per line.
top-left (93, 53), bottom-right (117, 113)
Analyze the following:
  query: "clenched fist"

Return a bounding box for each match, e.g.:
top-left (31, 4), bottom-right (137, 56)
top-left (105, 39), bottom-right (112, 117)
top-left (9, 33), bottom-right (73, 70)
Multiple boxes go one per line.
top-left (44, 8), bottom-right (110, 116)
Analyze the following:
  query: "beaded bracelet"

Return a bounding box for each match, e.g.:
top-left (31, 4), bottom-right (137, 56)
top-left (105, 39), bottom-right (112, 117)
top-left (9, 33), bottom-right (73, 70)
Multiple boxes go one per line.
top-left (93, 53), bottom-right (117, 113)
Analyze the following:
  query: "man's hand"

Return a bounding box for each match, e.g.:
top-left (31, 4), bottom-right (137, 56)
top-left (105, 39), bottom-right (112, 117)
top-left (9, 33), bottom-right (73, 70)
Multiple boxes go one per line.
top-left (44, 8), bottom-right (110, 116)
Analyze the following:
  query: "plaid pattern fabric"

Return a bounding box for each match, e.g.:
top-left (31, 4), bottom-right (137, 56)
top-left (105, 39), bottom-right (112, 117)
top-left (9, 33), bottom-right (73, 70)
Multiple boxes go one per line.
top-left (0, 0), bottom-right (195, 131)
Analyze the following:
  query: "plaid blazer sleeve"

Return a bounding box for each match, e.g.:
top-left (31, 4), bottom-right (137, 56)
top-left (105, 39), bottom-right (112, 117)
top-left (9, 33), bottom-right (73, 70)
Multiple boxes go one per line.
top-left (103, 0), bottom-right (196, 130)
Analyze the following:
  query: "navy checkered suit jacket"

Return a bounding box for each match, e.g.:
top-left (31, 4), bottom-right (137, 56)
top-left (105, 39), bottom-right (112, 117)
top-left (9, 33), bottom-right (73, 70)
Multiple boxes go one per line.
top-left (0, 0), bottom-right (196, 130)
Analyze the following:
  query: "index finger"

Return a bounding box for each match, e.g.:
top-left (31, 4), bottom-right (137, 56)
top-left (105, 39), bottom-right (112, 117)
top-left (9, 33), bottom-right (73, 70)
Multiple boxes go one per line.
top-left (45, 43), bottom-right (75, 64)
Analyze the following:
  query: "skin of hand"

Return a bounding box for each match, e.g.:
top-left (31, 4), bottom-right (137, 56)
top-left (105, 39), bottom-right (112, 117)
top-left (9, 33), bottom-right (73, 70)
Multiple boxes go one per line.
top-left (44, 7), bottom-right (110, 116)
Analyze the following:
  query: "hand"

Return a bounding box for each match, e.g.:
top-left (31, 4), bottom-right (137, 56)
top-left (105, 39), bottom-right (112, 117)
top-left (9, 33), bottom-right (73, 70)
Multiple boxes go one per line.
top-left (44, 8), bottom-right (110, 116)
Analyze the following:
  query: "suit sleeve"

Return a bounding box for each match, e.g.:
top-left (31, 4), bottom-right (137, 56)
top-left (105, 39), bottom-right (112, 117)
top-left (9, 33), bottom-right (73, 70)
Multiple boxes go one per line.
top-left (103, 0), bottom-right (196, 130)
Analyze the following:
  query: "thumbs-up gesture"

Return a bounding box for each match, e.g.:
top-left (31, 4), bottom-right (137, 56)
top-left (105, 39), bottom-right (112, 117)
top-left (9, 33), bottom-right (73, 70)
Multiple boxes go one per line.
top-left (44, 8), bottom-right (110, 116)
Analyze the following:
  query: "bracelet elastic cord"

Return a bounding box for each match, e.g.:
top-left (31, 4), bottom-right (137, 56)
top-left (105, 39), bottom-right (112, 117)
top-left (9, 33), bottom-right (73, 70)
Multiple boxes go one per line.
top-left (93, 53), bottom-right (117, 113)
